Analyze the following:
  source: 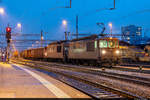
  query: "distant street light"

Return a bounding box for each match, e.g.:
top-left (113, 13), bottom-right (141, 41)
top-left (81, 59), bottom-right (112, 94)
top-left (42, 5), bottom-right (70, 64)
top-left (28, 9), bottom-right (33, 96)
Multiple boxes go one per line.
top-left (17, 23), bottom-right (22, 28)
top-left (63, 20), bottom-right (67, 26)
top-left (16, 23), bottom-right (22, 33)
top-left (63, 20), bottom-right (67, 32)
top-left (0, 8), bottom-right (4, 15)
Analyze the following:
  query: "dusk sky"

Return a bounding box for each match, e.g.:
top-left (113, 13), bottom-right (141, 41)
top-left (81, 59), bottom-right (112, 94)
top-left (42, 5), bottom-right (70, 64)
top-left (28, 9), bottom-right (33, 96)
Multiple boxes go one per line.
top-left (0, 0), bottom-right (150, 41)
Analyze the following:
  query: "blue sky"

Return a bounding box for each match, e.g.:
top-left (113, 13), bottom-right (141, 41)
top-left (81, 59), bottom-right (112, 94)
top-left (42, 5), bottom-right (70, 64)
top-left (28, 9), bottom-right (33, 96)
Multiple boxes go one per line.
top-left (0, 0), bottom-right (150, 44)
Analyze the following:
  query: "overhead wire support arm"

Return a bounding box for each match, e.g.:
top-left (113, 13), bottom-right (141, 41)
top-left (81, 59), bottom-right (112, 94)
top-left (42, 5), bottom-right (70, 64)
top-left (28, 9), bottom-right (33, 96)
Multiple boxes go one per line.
top-left (65, 0), bottom-right (72, 8)
top-left (0, 33), bottom-right (41, 36)
top-left (114, 0), bottom-right (116, 9)
top-left (70, 0), bottom-right (72, 8)
top-left (110, 0), bottom-right (116, 10)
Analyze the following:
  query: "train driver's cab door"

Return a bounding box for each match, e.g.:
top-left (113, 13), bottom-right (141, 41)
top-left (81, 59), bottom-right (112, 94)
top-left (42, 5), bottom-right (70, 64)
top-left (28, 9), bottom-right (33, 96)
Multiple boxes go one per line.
top-left (63, 44), bottom-right (69, 62)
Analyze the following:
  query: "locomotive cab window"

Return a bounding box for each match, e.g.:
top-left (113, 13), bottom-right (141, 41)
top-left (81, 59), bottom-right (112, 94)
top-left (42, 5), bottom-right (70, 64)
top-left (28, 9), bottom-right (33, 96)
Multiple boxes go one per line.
top-left (108, 40), bottom-right (116, 48)
top-left (95, 41), bottom-right (97, 48)
top-left (57, 46), bottom-right (62, 53)
top-left (108, 40), bottom-right (118, 48)
top-left (100, 40), bottom-right (107, 48)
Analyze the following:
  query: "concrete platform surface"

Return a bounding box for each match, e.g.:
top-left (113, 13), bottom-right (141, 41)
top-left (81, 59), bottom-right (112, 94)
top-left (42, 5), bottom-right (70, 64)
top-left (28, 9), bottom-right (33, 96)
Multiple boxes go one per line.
top-left (0, 63), bottom-right (90, 98)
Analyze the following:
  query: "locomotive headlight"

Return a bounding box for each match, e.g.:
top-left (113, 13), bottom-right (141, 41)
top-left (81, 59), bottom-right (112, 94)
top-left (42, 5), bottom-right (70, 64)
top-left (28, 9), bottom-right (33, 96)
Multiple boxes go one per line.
top-left (102, 50), bottom-right (106, 54)
top-left (116, 50), bottom-right (120, 54)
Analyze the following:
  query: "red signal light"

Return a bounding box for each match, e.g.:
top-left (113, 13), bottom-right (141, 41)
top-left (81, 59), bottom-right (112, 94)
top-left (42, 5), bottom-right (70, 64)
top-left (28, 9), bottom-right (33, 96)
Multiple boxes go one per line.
top-left (6, 27), bottom-right (11, 33)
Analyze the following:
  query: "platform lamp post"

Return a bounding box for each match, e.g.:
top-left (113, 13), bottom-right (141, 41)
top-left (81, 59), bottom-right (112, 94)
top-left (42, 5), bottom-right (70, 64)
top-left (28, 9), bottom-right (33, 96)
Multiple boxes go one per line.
top-left (41, 30), bottom-right (44, 48)
top-left (17, 23), bottom-right (22, 33)
top-left (63, 20), bottom-right (68, 40)
top-left (109, 22), bottom-right (113, 37)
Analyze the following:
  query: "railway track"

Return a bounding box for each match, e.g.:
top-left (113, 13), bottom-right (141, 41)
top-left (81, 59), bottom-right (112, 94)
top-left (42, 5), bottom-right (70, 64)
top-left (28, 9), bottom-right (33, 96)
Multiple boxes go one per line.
top-left (16, 59), bottom-right (150, 87)
top-left (121, 63), bottom-right (150, 68)
top-left (11, 59), bottom-right (147, 99)
top-left (112, 64), bottom-right (150, 74)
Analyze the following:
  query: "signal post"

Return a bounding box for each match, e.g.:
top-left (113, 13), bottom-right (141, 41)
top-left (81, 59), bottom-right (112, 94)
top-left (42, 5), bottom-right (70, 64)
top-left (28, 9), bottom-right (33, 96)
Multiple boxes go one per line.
top-left (5, 26), bottom-right (11, 63)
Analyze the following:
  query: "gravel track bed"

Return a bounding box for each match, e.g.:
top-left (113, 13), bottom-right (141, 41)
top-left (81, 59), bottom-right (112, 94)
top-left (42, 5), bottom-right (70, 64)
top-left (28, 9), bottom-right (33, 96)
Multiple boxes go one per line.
top-left (51, 67), bottom-right (150, 98)
top-left (32, 65), bottom-right (142, 99)
top-left (102, 68), bottom-right (150, 79)
top-left (29, 62), bottom-right (150, 88)
top-left (35, 69), bottom-right (121, 99)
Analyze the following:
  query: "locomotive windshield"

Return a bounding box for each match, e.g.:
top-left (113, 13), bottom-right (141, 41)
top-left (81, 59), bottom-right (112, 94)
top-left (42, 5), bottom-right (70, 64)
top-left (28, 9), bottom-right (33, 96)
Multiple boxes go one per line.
top-left (100, 40), bottom-right (107, 48)
top-left (100, 39), bottom-right (119, 48)
top-left (108, 40), bottom-right (117, 48)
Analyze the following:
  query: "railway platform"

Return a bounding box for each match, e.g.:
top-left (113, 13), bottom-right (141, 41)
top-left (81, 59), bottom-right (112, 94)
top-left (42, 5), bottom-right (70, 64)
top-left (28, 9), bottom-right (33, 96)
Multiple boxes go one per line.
top-left (0, 62), bottom-right (90, 98)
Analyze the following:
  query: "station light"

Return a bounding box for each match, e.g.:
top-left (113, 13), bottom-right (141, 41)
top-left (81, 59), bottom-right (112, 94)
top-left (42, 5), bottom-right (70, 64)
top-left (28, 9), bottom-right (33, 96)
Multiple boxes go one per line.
top-left (63, 20), bottom-right (67, 26)
top-left (0, 8), bottom-right (4, 15)
top-left (109, 23), bottom-right (112, 28)
top-left (17, 23), bottom-right (22, 28)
